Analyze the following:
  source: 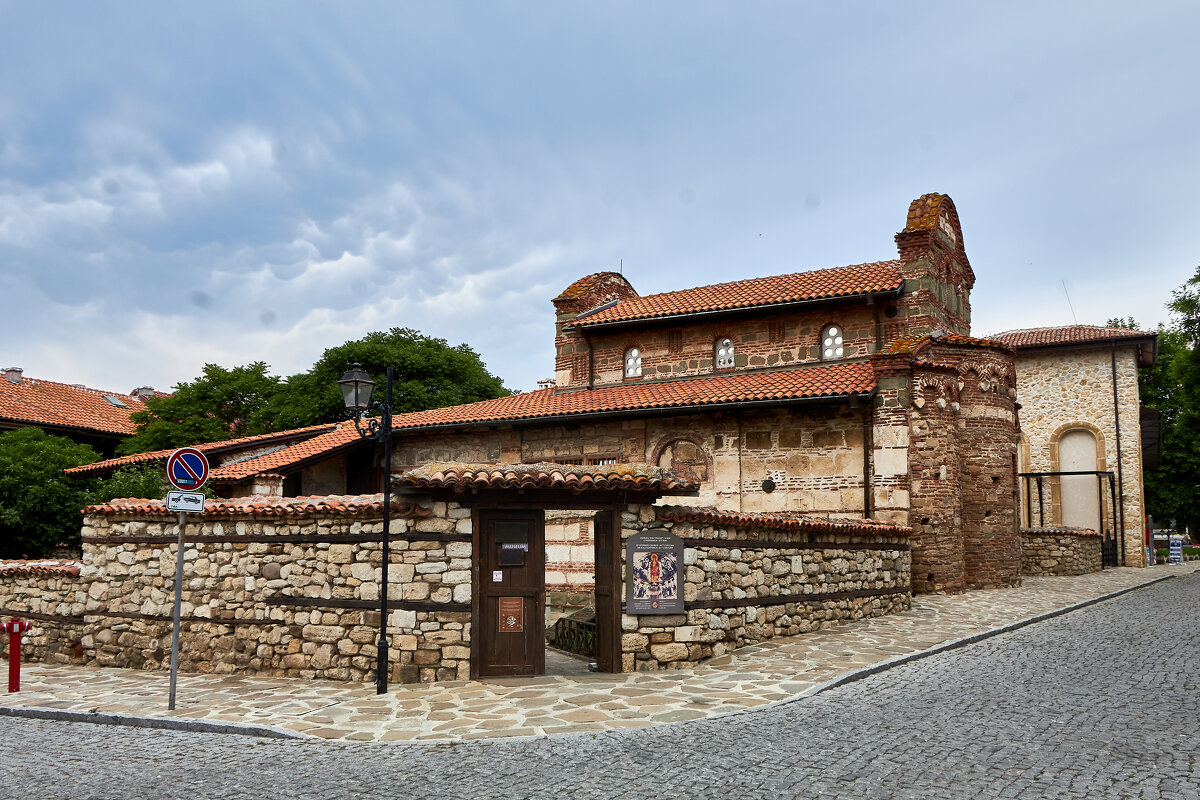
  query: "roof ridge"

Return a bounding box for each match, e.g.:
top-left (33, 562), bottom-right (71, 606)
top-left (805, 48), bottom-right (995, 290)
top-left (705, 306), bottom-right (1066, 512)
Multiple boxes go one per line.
top-left (618, 259), bottom-right (903, 303)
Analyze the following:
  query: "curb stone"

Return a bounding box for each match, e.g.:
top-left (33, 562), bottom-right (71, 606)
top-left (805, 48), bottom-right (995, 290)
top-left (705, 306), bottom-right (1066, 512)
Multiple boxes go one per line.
top-left (0, 705), bottom-right (303, 740)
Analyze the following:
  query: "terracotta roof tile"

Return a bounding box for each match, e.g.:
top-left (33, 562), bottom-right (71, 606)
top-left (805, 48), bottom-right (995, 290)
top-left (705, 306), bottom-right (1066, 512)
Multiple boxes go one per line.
top-left (553, 272), bottom-right (623, 302)
top-left (64, 423), bottom-right (339, 478)
top-left (878, 333), bottom-right (1010, 356)
top-left (566, 261), bottom-right (903, 328)
top-left (901, 192), bottom-right (949, 232)
top-left (0, 559), bottom-right (83, 577)
top-left (0, 374), bottom-right (148, 436)
top-left (655, 506), bottom-right (911, 536)
top-left (991, 325), bottom-right (1154, 349)
top-left (209, 423), bottom-right (363, 483)
top-left (398, 462), bottom-right (699, 494)
top-left (82, 494), bottom-right (431, 519)
top-left (389, 362), bottom-right (875, 431)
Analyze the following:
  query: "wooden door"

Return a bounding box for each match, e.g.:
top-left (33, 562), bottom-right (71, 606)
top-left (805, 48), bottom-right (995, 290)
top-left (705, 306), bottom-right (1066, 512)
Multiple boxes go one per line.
top-left (592, 508), bottom-right (622, 673)
top-left (477, 509), bottom-right (545, 677)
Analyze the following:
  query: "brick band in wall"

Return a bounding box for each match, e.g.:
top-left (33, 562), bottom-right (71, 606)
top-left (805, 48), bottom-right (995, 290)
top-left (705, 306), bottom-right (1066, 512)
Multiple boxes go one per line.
top-left (681, 538), bottom-right (910, 552)
top-left (81, 532), bottom-right (471, 545)
top-left (683, 586), bottom-right (909, 610)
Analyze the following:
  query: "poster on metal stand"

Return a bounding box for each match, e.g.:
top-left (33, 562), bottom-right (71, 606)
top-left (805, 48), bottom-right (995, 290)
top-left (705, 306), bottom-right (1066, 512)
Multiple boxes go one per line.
top-left (164, 448), bottom-right (209, 710)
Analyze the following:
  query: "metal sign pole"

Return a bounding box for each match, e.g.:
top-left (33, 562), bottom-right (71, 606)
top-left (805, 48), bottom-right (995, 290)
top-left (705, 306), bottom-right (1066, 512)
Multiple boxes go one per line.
top-left (168, 510), bottom-right (185, 710)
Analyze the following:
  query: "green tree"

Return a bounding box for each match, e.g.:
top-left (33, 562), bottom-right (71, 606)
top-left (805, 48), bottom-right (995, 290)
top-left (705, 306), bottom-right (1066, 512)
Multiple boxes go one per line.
top-left (1124, 266), bottom-right (1200, 539)
top-left (0, 428), bottom-right (98, 557)
top-left (266, 327), bottom-right (510, 428)
top-left (85, 464), bottom-right (172, 505)
top-left (118, 362), bottom-right (283, 455)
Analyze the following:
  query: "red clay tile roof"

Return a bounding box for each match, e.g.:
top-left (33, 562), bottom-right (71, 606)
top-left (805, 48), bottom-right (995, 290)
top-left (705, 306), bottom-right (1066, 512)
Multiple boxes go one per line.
top-left (63, 423), bottom-right (339, 478)
top-left (398, 462), bottom-right (700, 494)
top-left (82, 494), bottom-right (431, 519)
top-left (0, 374), bottom-right (148, 436)
top-left (387, 362), bottom-right (875, 430)
top-left (901, 192), bottom-right (949, 232)
top-left (209, 423), bottom-right (363, 483)
top-left (655, 506), bottom-right (911, 535)
top-left (1022, 526), bottom-right (1102, 537)
top-left (566, 261), bottom-right (903, 328)
top-left (991, 325), bottom-right (1155, 350)
top-left (72, 364), bottom-right (874, 484)
top-left (0, 559), bottom-right (83, 577)
top-left (878, 332), bottom-right (1011, 356)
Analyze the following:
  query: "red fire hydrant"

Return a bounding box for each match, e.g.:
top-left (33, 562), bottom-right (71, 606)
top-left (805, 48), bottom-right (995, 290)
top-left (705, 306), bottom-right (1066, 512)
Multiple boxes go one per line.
top-left (4, 618), bottom-right (31, 692)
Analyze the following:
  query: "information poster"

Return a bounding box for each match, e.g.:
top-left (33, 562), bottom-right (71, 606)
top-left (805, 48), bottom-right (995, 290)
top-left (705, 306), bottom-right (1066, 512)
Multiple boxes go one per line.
top-left (498, 596), bottom-right (524, 632)
top-left (625, 529), bottom-right (685, 615)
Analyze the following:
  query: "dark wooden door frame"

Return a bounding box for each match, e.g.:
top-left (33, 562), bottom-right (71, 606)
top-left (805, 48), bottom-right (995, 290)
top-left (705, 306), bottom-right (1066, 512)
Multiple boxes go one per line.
top-left (472, 508), bottom-right (546, 678)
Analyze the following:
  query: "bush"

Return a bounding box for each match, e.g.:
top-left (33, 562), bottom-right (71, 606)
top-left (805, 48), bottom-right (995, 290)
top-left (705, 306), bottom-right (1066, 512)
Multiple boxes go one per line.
top-left (0, 428), bottom-right (99, 558)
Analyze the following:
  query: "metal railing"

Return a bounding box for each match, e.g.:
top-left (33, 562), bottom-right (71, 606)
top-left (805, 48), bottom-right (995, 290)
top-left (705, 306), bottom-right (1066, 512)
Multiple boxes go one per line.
top-left (1019, 471), bottom-right (1120, 567)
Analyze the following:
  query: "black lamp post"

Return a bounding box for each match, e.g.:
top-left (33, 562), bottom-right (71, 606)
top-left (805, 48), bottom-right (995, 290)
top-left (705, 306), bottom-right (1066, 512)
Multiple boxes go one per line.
top-left (338, 363), bottom-right (393, 695)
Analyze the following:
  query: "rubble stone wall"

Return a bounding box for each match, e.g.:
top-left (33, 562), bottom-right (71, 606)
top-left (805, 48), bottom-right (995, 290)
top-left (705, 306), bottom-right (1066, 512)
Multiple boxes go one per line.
top-left (0, 565), bottom-right (86, 664)
top-left (1014, 343), bottom-right (1146, 566)
top-left (618, 506), bottom-right (911, 671)
top-left (1021, 528), bottom-right (1102, 576)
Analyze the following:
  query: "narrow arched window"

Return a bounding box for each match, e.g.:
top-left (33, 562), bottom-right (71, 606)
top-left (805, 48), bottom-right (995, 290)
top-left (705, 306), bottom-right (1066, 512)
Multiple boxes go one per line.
top-left (821, 324), bottom-right (844, 360)
top-left (624, 347), bottom-right (642, 378)
top-left (715, 337), bottom-right (735, 369)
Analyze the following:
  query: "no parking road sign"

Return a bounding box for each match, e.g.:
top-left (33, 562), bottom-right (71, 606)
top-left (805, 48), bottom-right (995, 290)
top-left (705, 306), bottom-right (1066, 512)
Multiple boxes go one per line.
top-left (166, 447), bottom-right (209, 491)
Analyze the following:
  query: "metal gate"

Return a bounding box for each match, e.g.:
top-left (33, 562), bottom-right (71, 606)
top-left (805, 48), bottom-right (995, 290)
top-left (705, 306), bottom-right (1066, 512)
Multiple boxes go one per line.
top-left (1019, 470), bottom-right (1121, 567)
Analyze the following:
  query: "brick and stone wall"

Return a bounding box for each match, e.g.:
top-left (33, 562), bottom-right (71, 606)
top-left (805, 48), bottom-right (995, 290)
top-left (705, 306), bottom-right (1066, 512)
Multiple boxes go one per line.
top-left (1014, 343), bottom-right (1147, 567)
top-left (618, 506), bottom-right (911, 671)
top-left (1021, 528), bottom-right (1102, 576)
top-left (0, 561), bottom-right (86, 664)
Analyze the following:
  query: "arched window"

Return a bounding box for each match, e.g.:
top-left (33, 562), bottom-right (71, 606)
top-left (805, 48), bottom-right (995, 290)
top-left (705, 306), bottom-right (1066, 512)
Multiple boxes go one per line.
top-left (1059, 428), bottom-right (1100, 530)
top-left (624, 347), bottom-right (642, 378)
top-left (715, 337), bottom-right (734, 369)
top-left (820, 324), bottom-right (844, 360)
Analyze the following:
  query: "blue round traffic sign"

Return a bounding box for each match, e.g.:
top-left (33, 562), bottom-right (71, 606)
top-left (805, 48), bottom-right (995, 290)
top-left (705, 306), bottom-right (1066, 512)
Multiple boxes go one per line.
top-left (166, 447), bottom-right (209, 490)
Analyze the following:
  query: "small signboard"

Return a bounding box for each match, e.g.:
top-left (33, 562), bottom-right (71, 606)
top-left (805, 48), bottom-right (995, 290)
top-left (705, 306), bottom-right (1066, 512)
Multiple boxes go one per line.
top-left (625, 529), bottom-right (685, 615)
top-left (166, 447), bottom-right (209, 491)
top-left (1169, 538), bottom-right (1184, 564)
top-left (498, 597), bottom-right (524, 632)
top-left (166, 491), bottom-right (205, 513)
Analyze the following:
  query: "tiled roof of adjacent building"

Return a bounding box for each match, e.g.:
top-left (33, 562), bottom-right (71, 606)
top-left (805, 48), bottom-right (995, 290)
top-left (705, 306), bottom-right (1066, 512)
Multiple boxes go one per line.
top-left (567, 261), bottom-right (904, 328)
top-left (0, 559), bottom-right (83, 577)
top-left (398, 462), bottom-right (700, 494)
top-left (63, 423), bottom-right (339, 477)
top-left (991, 325), bottom-right (1155, 349)
top-left (82, 494), bottom-right (431, 519)
top-left (878, 332), bottom-right (1011, 355)
top-left (0, 372), bottom-right (149, 436)
top-left (209, 423), bottom-right (363, 482)
top-left (655, 506), bottom-right (911, 535)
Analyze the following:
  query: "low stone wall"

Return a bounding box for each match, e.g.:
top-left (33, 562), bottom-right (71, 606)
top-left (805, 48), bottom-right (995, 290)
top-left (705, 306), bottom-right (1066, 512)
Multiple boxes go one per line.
top-left (0, 561), bottom-right (87, 664)
top-left (1021, 527), bottom-right (1102, 576)
top-left (619, 506), bottom-right (912, 672)
top-left (4, 496), bottom-right (474, 684)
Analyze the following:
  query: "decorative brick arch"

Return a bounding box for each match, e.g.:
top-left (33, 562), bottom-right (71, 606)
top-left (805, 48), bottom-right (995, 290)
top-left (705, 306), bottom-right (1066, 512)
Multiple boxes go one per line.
top-left (651, 435), bottom-right (712, 485)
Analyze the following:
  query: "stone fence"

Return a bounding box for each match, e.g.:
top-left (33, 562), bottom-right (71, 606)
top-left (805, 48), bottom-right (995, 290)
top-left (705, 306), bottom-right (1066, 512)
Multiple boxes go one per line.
top-left (2, 494), bottom-right (912, 684)
top-left (1021, 527), bottom-right (1102, 576)
top-left (619, 506), bottom-right (912, 671)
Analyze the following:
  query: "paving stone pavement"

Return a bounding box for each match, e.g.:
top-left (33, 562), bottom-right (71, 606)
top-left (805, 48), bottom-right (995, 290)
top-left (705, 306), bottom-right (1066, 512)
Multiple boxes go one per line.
top-left (0, 563), bottom-right (1195, 744)
top-left (1, 566), bottom-right (1197, 799)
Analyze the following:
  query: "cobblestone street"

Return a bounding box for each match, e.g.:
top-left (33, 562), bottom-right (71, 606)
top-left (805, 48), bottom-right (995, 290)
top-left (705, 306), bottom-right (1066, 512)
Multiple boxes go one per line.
top-left (3, 571), bottom-right (1197, 799)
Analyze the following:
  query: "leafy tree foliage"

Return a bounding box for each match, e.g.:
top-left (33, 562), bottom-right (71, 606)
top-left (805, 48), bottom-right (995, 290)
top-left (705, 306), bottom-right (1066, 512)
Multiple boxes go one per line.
top-left (118, 330), bottom-right (510, 454)
top-left (118, 363), bottom-right (283, 455)
top-left (85, 464), bottom-right (172, 505)
top-left (267, 328), bottom-right (510, 428)
top-left (0, 428), bottom-right (98, 557)
top-left (1117, 266), bottom-right (1200, 539)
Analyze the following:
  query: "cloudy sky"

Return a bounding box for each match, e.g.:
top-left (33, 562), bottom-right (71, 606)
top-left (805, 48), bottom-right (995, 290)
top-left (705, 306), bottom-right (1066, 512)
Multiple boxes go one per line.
top-left (3, 3), bottom-right (1198, 396)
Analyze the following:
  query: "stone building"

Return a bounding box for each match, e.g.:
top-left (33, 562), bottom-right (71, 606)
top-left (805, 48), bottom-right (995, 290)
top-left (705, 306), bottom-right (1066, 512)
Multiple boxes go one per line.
top-left (10, 191), bottom-right (1150, 683)
top-left (992, 325), bottom-right (1157, 567)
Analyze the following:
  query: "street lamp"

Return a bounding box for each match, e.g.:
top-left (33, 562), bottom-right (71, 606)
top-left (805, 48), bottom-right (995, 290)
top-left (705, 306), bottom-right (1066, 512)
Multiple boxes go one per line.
top-left (338, 363), bottom-right (393, 695)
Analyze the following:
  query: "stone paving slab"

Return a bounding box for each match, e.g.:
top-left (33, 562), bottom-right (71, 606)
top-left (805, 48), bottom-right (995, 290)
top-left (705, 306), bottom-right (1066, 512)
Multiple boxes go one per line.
top-left (2, 563), bottom-right (1195, 743)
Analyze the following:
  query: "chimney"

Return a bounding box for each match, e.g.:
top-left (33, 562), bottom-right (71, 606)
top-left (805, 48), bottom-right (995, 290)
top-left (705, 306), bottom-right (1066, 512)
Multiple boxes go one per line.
top-left (132, 386), bottom-right (155, 399)
top-left (4, 367), bottom-right (22, 385)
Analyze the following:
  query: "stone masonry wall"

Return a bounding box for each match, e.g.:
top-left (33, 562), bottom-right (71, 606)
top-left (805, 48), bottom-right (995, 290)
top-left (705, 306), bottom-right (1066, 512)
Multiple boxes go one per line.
top-left (1015, 343), bottom-right (1146, 567)
top-left (618, 506), bottom-right (911, 671)
top-left (4, 497), bottom-right (474, 685)
top-left (0, 563), bottom-right (86, 664)
top-left (1021, 528), bottom-right (1103, 576)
